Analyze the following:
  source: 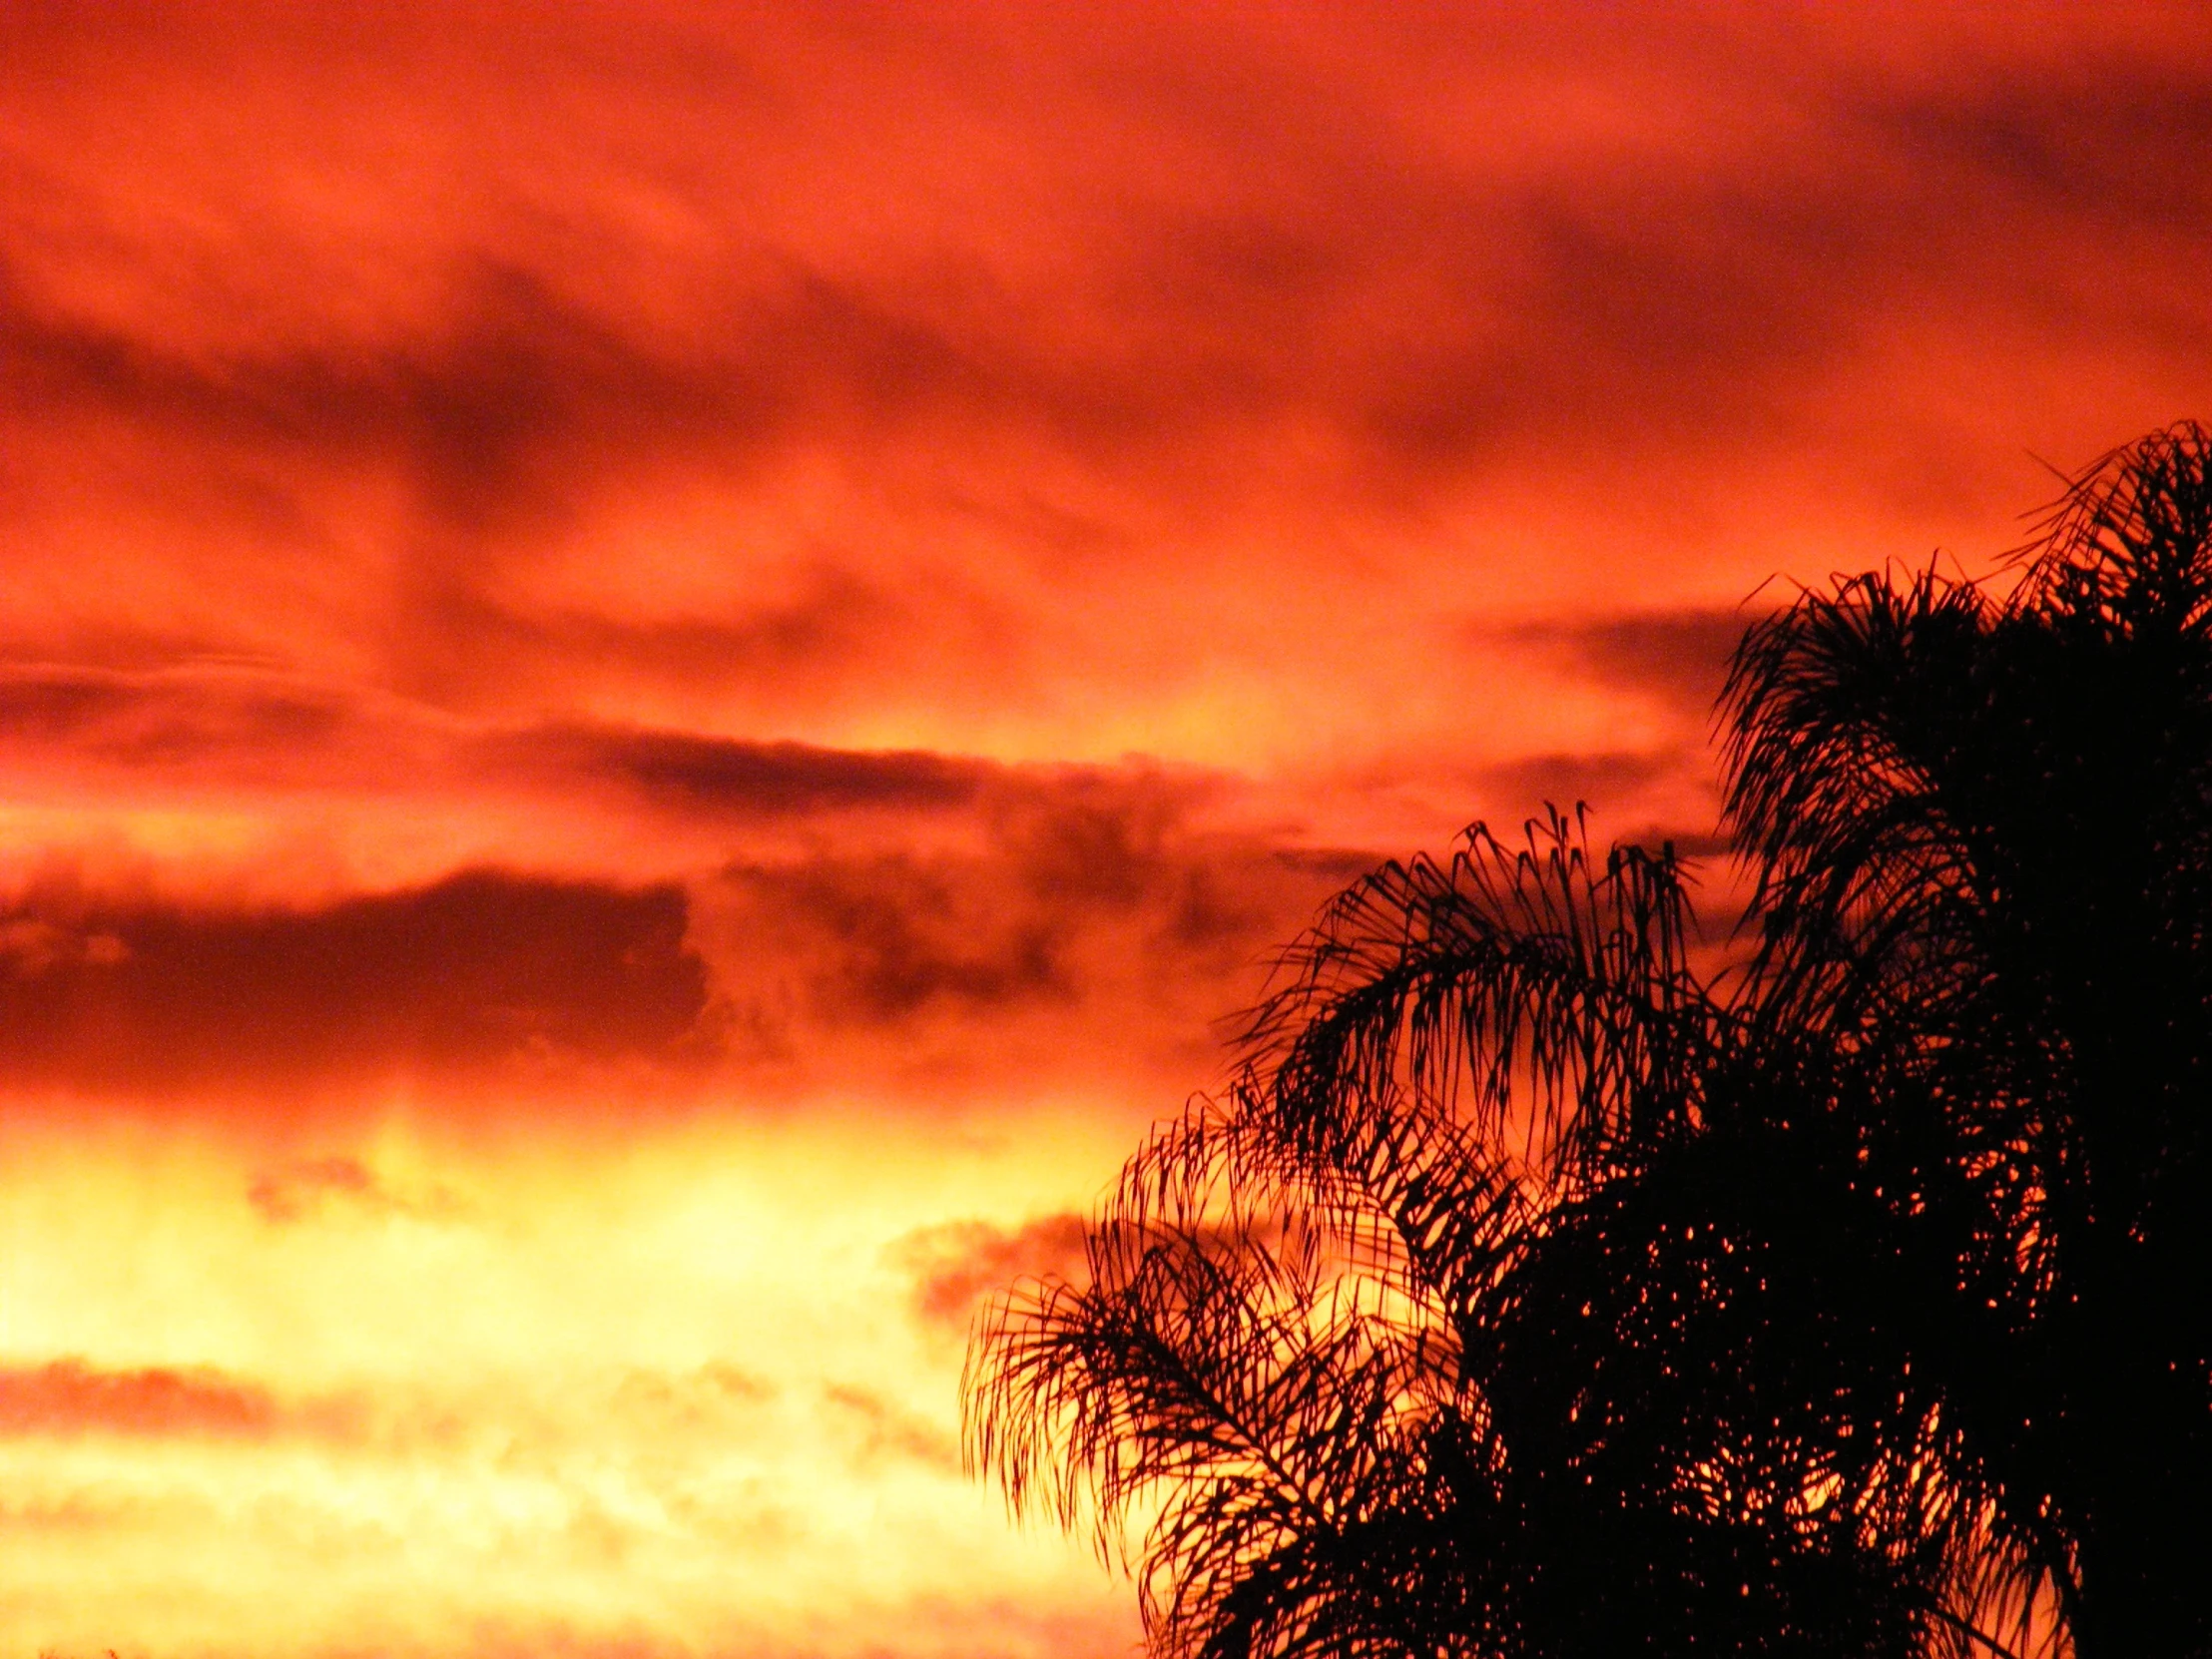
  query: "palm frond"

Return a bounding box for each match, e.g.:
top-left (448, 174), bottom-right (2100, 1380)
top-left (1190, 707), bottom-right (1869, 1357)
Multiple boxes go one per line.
top-left (1241, 810), bottom-right (1719, 1184)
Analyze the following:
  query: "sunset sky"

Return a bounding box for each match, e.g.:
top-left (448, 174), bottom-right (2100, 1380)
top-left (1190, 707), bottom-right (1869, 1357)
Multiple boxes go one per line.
top-left (1, 5), bottom-right (2208, 1655)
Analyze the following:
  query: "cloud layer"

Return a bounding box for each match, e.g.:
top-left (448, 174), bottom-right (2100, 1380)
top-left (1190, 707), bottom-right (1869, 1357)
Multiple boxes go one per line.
top-left (0, 868), bottom-right (709, 1105)
top-left (1, 4), bottom-right (2206, 1655)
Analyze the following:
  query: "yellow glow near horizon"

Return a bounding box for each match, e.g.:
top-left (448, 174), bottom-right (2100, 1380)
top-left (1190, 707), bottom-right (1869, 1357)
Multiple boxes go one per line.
top-left (0, 1105), bottom-right (1138, 1656)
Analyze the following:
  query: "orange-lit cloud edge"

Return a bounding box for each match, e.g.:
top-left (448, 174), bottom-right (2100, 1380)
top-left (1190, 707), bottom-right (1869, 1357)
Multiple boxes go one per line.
top-left (0, 5), bottom-right (2207, 1655)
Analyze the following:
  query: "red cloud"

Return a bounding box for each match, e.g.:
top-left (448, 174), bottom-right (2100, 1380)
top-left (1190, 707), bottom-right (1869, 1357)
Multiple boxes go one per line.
top-left (0, 868), bottom-right (710, 1107)
top-left (691, 777), bottom-right (1373, 1100)
top-left (892, 1214), bottom-right (1092, 1332)
top-left (0, 1360), bottom-right (277, 1439)
top-left (3, 4), bottom-right (2205, 752)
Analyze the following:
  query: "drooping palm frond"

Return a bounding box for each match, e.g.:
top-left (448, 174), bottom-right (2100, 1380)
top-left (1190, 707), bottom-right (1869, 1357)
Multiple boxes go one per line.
top-left (964, 1094), bottom-right (1514, 1659)
top-left (2010, 421), bottom-right (2212, 643)
top-left (1240, 811), bottom-right (1718, 1184)
top-left (1719, 563), bottom-right (2000, 1036)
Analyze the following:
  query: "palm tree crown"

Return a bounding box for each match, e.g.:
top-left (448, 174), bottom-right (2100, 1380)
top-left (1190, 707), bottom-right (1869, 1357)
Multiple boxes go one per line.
top-left (966, 425), bottom-right (2212, 1659)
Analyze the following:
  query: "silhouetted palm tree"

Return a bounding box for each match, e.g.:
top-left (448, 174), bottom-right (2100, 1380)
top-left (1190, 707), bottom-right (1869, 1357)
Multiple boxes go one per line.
top-left (966, 426), bottom-right (2212, 1659)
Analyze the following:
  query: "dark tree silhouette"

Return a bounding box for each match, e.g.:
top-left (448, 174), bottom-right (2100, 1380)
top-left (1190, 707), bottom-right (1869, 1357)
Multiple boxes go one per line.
top-left (965, 425), bottom-right (2212, 1659)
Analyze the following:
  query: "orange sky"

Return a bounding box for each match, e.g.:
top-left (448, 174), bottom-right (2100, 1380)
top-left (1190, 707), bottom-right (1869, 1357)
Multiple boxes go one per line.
top-left (1, 5), bottom-right (2208, 1655)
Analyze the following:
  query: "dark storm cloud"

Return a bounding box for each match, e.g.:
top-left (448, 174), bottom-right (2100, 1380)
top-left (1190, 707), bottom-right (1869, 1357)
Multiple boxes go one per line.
top-left (0, 665), bottom-right (367, 786)
top-left (0, 868), bottom-right (710, 1103)
top-left (492, 723), bottom-right (992, 820)
top-left (0, 658), bottom-right (994, 823)
top-left (0, 755), bottom-right (1367, 1107)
